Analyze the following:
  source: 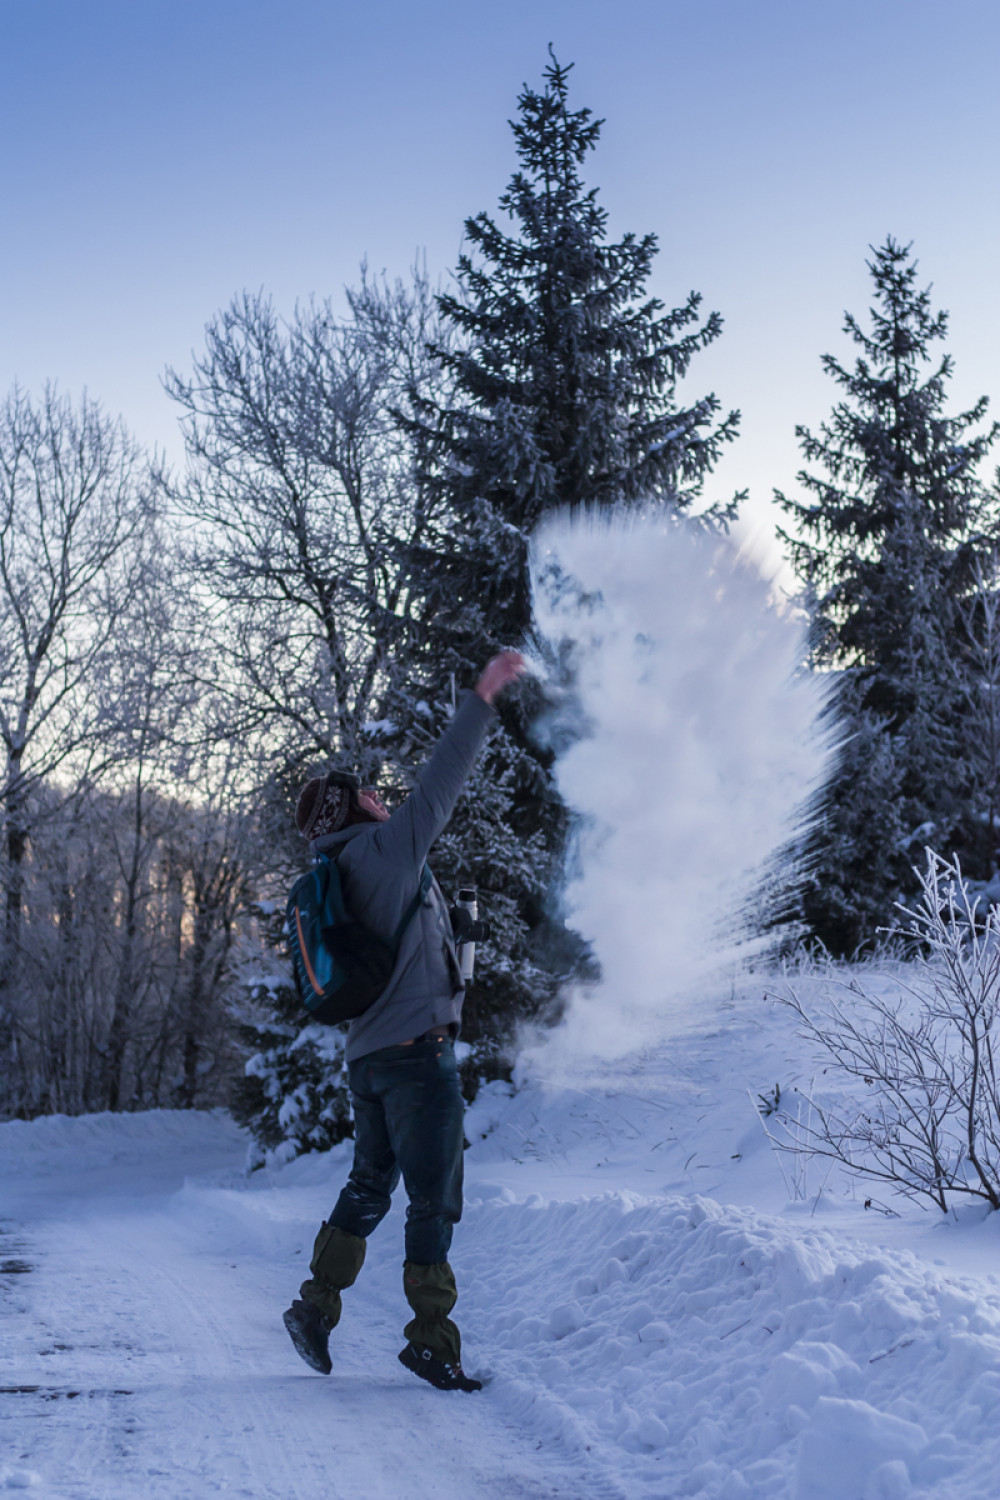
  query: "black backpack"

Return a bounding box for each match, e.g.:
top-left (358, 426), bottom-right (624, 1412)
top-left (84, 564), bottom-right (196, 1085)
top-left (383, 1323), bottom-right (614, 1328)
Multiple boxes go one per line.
top-left (286, 853), bottom-right (431, 1026)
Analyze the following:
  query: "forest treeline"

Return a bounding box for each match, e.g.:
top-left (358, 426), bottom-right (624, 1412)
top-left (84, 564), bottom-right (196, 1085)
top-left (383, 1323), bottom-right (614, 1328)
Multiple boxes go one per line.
top-left (2, 54), bottom-right (998, 1146)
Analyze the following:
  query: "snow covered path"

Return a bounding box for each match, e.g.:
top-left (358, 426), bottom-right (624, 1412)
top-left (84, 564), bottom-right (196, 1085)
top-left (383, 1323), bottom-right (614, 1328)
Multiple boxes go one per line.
top-left (7, 979), bottom-right (1000, 1498)
top-left (1, 1113), bottom-right (600, 1500)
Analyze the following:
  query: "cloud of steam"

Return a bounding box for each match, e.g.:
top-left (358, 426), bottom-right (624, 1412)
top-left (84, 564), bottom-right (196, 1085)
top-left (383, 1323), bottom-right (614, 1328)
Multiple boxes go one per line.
top-left (521, 509), bottom-right (827, 1081)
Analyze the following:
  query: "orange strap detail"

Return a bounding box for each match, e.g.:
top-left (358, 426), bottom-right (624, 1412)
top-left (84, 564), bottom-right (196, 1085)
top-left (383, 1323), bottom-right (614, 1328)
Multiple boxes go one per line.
top-left (295, 905), bottom-right (326, 997)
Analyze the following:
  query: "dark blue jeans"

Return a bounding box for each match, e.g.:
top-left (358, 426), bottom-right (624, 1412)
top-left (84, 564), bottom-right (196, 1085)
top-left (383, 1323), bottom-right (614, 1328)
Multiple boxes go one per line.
top-left (329, 1035), bottom-right (464, 1265)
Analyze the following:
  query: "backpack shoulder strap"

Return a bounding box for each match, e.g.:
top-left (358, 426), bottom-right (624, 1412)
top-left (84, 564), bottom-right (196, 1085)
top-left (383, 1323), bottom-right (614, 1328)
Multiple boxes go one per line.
top-left (308, 850), bottom-right (347, 924)
top-left (391, 863), bottom-right (432, 950)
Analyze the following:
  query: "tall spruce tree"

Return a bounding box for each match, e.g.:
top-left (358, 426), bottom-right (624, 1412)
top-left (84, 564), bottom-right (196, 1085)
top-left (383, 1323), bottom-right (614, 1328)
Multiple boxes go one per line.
top-left (394, 52), bottom-right (740, 1068)
top-left (777, 238), bottom-right (999, 952)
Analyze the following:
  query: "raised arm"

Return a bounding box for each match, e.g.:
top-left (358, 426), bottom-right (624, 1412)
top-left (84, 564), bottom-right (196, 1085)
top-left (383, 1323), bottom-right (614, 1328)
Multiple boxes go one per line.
top-left (374, 652), bottom-right (525, 869)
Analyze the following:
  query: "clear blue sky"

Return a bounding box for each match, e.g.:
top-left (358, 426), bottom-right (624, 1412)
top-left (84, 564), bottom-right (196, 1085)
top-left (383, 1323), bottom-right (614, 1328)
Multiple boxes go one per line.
top-left (3, 0), bottom-right (998, 570)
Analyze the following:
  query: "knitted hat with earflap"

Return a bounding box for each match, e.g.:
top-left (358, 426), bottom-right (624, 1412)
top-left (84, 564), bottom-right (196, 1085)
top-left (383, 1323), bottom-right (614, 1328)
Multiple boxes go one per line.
top-left (295, 770), bottom-right (362, 841)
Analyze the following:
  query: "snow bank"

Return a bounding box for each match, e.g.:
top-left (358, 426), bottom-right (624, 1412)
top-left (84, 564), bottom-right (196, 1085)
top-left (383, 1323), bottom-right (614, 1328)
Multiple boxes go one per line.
top-left (0, 1107), bottom-right (245, 1179)
top-left (527, 510), bottom-right (826, 1078)
top-left (461, 1190), bottom-right (1000, 1499)
top-left (5, 1019), bottom-right (1000, 1498)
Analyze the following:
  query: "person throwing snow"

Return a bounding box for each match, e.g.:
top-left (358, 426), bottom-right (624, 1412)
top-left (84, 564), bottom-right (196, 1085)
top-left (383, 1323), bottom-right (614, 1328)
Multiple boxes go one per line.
top-left (283, 651), bottom-right (525, 1392)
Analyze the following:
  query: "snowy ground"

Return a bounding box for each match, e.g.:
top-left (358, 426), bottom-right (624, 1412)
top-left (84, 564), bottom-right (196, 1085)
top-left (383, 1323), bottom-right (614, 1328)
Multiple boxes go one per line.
top-left (4, 970), bottom-right (1000, 1499)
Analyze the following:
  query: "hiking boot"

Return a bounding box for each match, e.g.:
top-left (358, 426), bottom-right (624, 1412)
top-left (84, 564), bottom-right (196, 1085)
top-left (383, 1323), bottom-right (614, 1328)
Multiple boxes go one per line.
top-left (398, 1340), bottom-right (482, 1392)
top-left (283, 1298), bottom-right (333, 1374)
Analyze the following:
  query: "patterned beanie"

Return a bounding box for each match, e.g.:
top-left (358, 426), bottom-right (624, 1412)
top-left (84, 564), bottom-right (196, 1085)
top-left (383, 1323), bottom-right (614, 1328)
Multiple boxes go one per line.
top-left (295, 772), bottom-right (361, 841)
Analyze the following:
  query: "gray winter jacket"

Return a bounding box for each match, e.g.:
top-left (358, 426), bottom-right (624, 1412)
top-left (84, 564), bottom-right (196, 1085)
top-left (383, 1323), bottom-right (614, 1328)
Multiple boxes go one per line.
top-left (311, 690), bottom-right (495, 1062)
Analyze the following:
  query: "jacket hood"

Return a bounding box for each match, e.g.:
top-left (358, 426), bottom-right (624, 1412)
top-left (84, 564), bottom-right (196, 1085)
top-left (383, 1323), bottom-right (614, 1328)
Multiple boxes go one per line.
top-left (310, 822), bottom-right (378, 858)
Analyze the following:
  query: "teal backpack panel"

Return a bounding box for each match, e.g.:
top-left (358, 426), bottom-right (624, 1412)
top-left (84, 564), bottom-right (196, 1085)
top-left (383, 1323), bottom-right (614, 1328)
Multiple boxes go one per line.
top-left (286, 854), bottom-right (431, 1026)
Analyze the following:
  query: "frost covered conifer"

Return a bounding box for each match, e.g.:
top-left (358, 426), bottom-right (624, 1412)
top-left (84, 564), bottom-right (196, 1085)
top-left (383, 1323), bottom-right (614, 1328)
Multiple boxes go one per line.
top-left (229, 909), bottom-right (352, 1167)
top-left (777, 239), bottom-right (999, 952)
top-left (395, 52), bottom-right (738, 1053)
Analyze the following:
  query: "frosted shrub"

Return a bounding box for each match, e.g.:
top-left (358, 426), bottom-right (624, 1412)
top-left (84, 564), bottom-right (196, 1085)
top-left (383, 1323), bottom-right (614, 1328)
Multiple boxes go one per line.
top-left (776, 851), bottom-right (1000, 1212)
top-left (231, 976), bottom-right (353, 1169)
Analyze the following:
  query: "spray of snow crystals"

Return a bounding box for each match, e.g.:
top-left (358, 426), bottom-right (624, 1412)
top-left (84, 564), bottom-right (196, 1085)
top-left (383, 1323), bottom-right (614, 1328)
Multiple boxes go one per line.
top-left (522, 508), bottom-right (827, 1077)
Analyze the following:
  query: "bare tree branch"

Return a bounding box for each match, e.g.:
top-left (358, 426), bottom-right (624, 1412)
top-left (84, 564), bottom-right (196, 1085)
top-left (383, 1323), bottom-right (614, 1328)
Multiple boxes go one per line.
top-left (770, 850), bottom-right (1000, 1211)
